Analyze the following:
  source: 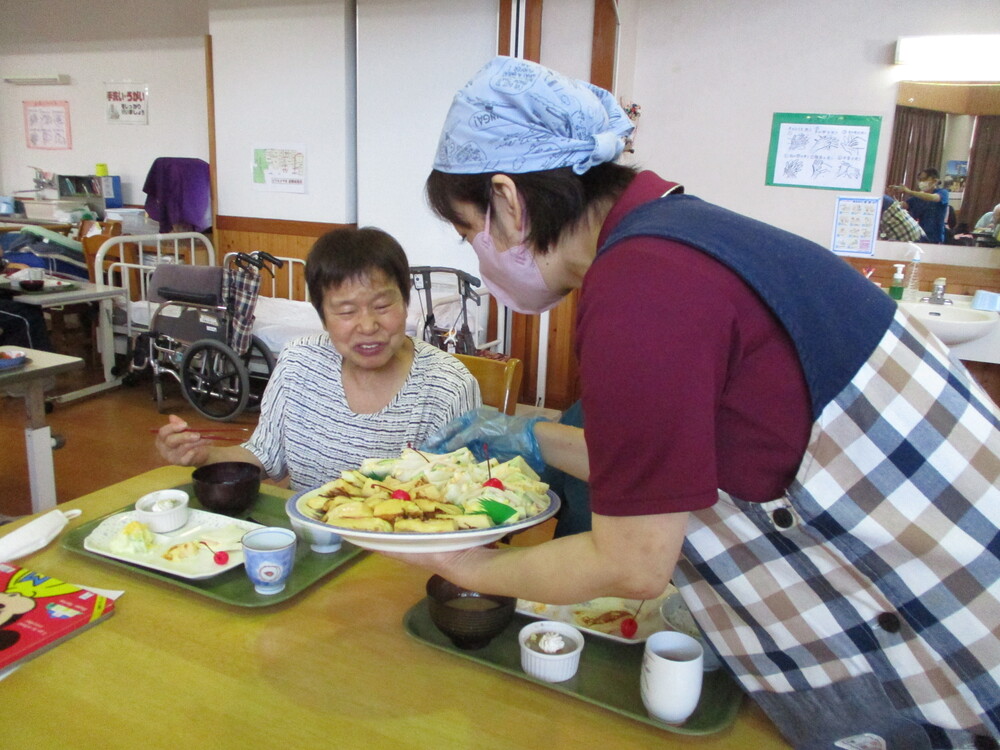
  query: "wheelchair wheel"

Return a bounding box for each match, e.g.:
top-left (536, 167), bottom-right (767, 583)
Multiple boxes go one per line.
top-left (241, 335), bottom-right (276, 413)
top-left (179, 339), bottom-right (249, 421)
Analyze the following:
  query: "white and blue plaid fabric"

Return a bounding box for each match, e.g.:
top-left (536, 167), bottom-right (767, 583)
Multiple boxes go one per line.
top-left (675, 311), bottom-right (1000, 748)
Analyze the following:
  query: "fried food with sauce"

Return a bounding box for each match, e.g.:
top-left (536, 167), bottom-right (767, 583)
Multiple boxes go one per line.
top-left (307, 447), bottom-right (551, 535)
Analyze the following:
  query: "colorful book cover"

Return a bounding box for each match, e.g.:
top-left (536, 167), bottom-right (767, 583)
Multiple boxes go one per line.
top-left (0, 562), bottom-right (115, 672)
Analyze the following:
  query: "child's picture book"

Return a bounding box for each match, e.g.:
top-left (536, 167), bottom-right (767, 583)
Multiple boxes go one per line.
top-left (0, 562), bottom-right (115, 672)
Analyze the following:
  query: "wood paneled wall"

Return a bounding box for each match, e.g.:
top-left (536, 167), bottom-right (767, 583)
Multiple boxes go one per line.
top-left (213, 216), bottom-right (349, 300)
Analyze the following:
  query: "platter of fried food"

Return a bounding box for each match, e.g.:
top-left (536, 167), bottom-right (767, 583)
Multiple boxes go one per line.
top-left (517, 583), bottom-right (679, 644)
top-left (285, 447), bottom-right (560, 553)
top-left (84, 509), bottom-right (262, 579)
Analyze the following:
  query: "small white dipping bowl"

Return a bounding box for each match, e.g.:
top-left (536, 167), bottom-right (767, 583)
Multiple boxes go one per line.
top-left (659, 593), bottom-right (721, 672)
top-left (289, 516), bottom-right (342, 554)
top-left (134, 489), bottom-right (190, 533)
top-left (518, 620), bottom-right (585, 683)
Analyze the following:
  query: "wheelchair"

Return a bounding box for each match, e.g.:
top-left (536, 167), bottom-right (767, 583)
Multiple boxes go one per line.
top-left (131, 252), bottom-right (284, 421)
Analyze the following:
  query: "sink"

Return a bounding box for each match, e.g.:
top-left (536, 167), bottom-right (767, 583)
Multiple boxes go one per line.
top-left (899, 301), bottom-right (1000, 346)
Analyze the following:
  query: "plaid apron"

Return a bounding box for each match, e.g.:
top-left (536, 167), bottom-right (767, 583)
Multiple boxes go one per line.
top-left (599, 195), bottom-right (1000, 749)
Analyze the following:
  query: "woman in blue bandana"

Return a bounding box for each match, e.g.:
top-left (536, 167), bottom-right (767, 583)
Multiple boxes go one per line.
top-left (396, 56), bottom-right (1000, 750)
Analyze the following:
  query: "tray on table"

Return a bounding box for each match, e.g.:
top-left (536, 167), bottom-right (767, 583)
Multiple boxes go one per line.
top-left (63, 484), bottom-right (366, 607)
top-left (404, 598), bottom-right (743, 736)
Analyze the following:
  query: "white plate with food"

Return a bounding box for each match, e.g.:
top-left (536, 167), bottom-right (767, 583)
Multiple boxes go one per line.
top-left (286, 489), bottom-right (559, 554)
top-left (285, 447), bottom-right (560, 554)
top-left (84, 509), bottom-right (262, 580)
top-left (517, 584), bottom-right (678, 644)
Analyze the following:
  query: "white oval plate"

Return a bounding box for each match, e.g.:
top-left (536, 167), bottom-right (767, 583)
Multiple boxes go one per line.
top-left (285, 489), bottom-right (560, 554)
top-left (516, 585), bottom-right (678, 644)
top-left (84, 509), bottom-right (262, 580)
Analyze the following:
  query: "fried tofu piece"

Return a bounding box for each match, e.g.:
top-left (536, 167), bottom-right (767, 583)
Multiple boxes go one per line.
top-left (394, 518), bottom-right (458, 533)
top-left (328, 517), bottom-right (393, 532)
top-left (372, 498), bottom-right (422, 524)
top-left (454, 514), bottom-right (493, 530)
top-left (324, 501), bottom-right (373, 522)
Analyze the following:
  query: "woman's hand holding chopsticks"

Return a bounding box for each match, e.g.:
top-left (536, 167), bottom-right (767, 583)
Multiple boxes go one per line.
top-left (154, 414), bottom-right (263, 471)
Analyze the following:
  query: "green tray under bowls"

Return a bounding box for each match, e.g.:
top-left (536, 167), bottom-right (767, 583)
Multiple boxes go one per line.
top-left (404, 598), bottom-right (744, 736)
top-left (62, 484), bottom-right (366, 607)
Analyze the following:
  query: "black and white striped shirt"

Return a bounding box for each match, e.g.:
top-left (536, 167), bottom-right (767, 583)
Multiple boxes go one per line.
top-left (245, 335), bottom-right (480, 491)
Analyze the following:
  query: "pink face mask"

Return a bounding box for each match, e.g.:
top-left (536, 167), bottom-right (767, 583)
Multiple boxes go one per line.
top-left (470, 206), bottom-right (565, 315)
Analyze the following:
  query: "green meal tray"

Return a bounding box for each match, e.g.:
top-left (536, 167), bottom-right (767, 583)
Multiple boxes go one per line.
top-left (62, 484), bottom-right (366, 607)
top-left (404, 597), bottom-right (744, 736)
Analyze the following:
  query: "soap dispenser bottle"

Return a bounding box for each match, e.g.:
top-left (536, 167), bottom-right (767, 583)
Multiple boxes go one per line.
top-left (889, 264), bottom-right (906, 300)
top-left (905, 243), bottom-right (923, 301)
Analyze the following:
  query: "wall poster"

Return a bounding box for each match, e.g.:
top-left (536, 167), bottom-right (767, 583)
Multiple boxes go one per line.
top-left (23, 100), bottom-right (72, 150)
top-left (252, 145), bottom-right (306, 193)
top-left (766, 113), bottom-right (881, 192)
top-left (831, 195), bottom-right (880, 255)
top-left (105, 83), bottom-right (149, 124)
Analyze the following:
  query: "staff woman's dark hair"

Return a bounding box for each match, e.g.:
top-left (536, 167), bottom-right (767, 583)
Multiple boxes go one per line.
top-left (426, 162), bottom-right (638, 254)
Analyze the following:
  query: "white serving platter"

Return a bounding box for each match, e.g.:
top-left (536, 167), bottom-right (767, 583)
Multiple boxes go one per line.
top-left (84, 509), bottom-right (262, 580)
top-left (285, 489), bottom-right (560, 554)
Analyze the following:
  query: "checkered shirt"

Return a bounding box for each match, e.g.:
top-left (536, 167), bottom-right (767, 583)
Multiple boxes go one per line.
top-left (880, 200), bottom-right (927, 242)
top-left (674, 310), bottom-right (1000, 748)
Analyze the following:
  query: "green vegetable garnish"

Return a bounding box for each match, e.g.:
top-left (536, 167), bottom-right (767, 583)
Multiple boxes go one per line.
top-left (474, 498), bottom-right (518, 525)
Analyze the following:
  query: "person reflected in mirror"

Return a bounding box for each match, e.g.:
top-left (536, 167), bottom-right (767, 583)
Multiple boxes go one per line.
top-left (974, 203), bottom-right (1000, 236)
top-left (891, 168), bottom-right (950, 243)
top-left (878, 194), bottom-right (927, 243)
top-left (155, 227), bottom-right (481, 491)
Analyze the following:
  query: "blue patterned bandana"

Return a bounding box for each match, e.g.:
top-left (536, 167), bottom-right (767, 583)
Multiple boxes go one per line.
top-left (433, 56), bottom-right (634, 175)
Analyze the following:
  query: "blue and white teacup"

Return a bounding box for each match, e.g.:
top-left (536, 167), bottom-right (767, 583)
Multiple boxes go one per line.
top-left (242, 527), bottom-right (297, 595)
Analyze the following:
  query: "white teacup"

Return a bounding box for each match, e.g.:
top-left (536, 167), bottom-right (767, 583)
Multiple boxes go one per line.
top-left (640, 630), bottom-right (704, 725)
top-left (289, 516), bottom-right (342, 554)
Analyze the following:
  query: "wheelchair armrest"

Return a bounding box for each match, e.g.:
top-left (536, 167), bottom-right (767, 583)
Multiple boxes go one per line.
top-left (157, 287), bottom-right (219, 306)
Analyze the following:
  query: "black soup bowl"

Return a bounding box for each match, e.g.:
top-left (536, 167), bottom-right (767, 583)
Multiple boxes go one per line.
top-left (426, 574), bottom-right (516, 650)
top-left (191, 461), bottom-right (261, 516)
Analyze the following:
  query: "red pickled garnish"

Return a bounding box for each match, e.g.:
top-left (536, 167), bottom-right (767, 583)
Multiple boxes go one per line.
top-left (620, 617), bottom-right (638, 639)
top-left (390, 489), bottom-right (411, 501)
top-left (200, 541), bottom-right (229, 565)
top-left (481, 443), bottom-right (503, 489)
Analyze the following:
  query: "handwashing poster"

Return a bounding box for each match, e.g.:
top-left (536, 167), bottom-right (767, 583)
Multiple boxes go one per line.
top-left (252, 145), bottom-right (306, 193)
top-left (105, 83), bottom-right (149, 124)
top-left (831, 196), bottom-right (880, 255)
top-left (23, 101), bottom-right (72, 150)
top-left (766, 113), bottom-right (880, 192)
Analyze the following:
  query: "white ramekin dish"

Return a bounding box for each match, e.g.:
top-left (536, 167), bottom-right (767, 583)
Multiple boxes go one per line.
top-left (518, 620), bottom-right (585, 683)
top-left (134, 489), bottom-right (190, 533)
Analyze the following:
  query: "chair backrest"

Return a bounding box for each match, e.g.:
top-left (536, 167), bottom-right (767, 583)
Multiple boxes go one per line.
top-left (453, 353), bottom-right (523, 415)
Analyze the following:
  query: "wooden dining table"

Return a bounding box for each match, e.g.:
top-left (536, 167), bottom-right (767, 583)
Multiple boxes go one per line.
top-left (2, 466), bottom-right (787, 749)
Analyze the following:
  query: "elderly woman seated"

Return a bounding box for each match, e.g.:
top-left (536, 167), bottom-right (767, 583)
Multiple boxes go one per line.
top-left (155, 226), bottom-right (481, 491)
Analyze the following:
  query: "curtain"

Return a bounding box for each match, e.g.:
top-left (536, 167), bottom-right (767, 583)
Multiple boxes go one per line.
top-left (884, 106), bottom-right (946, 194)
top-left (961, 116), bottom-right (1000, 227)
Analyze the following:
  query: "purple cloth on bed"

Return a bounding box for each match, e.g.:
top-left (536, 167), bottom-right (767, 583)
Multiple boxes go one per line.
top-left (142, 157), bottom-right (212, 233)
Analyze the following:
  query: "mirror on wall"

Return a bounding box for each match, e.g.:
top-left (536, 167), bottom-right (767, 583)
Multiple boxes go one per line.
top-left (881, 81), bottom-right (1000, 245)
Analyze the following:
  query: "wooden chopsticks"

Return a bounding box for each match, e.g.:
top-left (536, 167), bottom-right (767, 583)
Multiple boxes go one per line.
top-left (147, 427), bottom-right (250, 443)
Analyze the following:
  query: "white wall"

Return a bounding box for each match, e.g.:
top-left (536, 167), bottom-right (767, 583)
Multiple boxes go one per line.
top-left (355, 0), bottom-right (498, 276)
top-left (627, 0), bottom-right (1000, 248)
top-left (0, 38), bottom-right (209, 206)
top-left (209, 1), bottom-right (355, 223)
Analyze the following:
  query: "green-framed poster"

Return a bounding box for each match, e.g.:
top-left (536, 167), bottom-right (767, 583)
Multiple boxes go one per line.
top-left (766, 113), bottom-right (881, 192)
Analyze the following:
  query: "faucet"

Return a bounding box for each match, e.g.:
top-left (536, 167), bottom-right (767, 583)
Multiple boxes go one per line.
top-left (920, 277), bottom-right (953, 305)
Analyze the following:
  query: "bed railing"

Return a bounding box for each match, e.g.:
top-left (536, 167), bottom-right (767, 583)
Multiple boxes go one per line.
top-left (95, 231), bottom-right (216, 340)
top-left (223, 251), bottom-right (307, 301)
